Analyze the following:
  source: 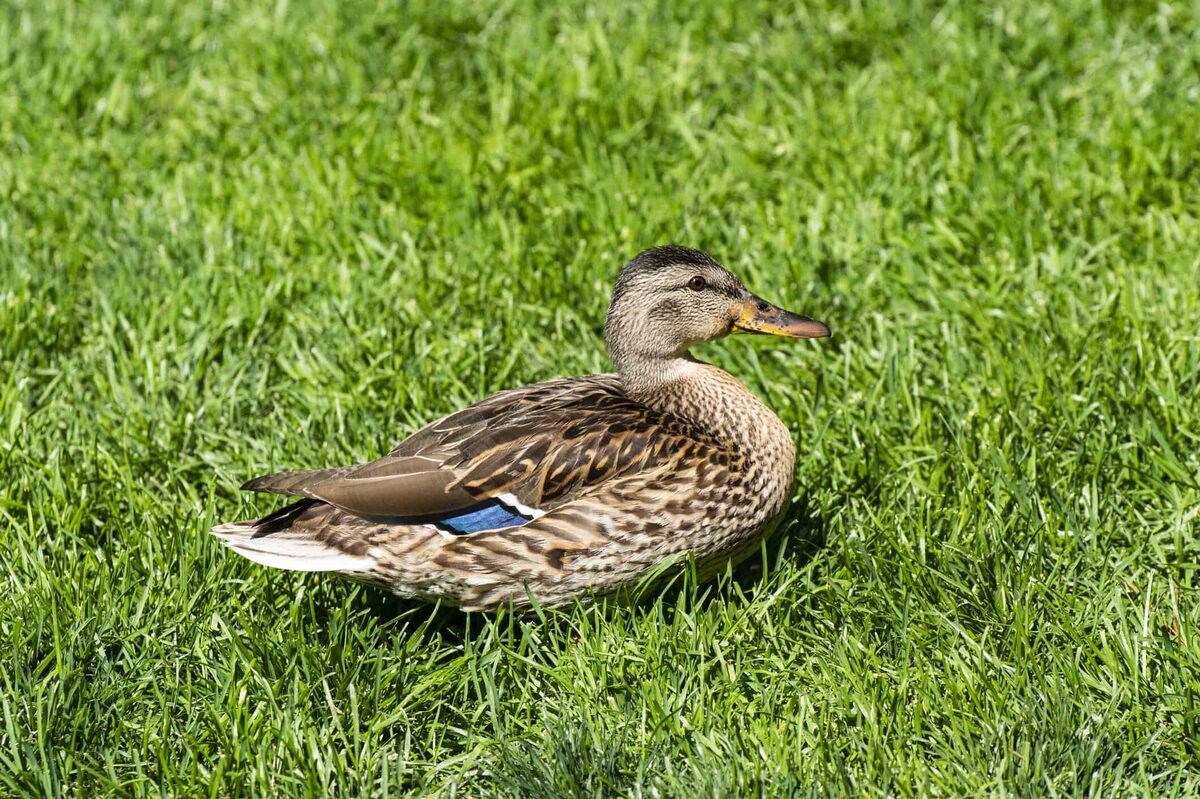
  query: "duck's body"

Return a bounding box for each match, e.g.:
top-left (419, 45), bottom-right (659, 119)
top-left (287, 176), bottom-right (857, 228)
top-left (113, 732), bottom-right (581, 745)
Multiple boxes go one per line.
top-left (213, 246), bottom-right (828, 610)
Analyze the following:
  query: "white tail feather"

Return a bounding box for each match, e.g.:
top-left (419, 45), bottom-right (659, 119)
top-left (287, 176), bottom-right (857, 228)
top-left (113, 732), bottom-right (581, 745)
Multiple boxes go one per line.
top-left (211, 522), bottom-right (376, 573)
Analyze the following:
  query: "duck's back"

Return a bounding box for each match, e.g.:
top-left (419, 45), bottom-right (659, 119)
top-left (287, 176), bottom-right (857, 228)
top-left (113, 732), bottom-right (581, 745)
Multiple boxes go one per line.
top-left (243, 374), bottom-right (732, 518)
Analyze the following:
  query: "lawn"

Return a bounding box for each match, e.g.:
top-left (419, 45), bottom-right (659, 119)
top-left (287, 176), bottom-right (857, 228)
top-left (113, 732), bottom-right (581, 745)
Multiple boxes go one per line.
top-left (2, 0), bottom-right (1199, 795)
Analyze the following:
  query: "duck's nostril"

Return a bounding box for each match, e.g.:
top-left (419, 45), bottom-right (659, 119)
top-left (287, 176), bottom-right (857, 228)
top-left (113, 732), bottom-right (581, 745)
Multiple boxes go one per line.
top-left (757, 301), bottom-right (771, 313)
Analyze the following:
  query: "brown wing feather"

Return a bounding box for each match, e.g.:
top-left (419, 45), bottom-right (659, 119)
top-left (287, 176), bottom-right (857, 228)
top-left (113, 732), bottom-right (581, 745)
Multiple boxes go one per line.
top-left (240, 375), bottom-right (733, 523)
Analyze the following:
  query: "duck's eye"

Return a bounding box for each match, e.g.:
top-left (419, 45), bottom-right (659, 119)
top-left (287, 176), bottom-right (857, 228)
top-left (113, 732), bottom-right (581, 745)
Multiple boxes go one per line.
top-left (688, 276), bottom-right (707, 291)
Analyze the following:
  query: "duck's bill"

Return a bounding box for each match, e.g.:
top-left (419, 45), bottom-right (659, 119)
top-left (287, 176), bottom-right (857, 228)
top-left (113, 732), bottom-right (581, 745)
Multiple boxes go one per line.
top-left (733, 296), bottom-right (830, 338)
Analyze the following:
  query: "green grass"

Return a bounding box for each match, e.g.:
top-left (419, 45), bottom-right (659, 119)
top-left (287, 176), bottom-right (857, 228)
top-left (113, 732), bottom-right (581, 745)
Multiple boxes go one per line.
top-left (2, 0), bottom-right (1199, 794)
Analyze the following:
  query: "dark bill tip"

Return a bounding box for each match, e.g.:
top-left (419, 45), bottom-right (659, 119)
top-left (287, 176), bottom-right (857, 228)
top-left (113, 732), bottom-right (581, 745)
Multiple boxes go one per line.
top-left (733, 296), bottom-right (830, 339)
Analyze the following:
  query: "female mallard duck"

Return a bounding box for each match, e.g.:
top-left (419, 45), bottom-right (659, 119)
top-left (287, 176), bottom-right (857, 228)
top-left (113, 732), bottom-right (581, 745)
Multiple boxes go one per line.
top-left (213, 246), bottom-right (829, 610)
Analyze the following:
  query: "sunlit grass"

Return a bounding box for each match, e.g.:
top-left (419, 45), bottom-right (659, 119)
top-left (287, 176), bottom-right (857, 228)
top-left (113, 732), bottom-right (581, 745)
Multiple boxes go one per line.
top-left (2, 0), bottom-right (1199, 795)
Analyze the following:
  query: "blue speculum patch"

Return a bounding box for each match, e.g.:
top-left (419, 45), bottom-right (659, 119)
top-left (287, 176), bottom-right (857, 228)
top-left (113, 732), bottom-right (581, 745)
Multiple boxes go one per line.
top-left (431, 500), bottom-right (533, 535)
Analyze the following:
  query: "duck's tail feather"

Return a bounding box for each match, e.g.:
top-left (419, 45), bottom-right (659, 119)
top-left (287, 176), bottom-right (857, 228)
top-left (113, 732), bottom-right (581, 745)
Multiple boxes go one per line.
top-left (211, 499), bottom-right (377, 573)
top-left (240, 467), bottom-right (350, 497)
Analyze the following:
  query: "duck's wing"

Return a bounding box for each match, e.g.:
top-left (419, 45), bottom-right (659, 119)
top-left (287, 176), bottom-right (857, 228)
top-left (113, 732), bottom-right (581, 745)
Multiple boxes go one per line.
top-left (240, 375), bottom-right (732, 527)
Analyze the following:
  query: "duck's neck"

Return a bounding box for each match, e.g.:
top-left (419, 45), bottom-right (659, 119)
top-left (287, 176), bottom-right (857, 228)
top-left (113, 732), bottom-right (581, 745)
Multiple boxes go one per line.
top-left (615, 353), bottom-right (704, 405)
top-left (617, 355), bottom-right (793, 457)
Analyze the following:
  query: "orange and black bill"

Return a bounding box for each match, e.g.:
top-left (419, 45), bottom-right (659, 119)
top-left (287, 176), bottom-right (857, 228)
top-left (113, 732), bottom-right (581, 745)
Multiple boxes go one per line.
top-left (733, 295), bottom-right (830, 338)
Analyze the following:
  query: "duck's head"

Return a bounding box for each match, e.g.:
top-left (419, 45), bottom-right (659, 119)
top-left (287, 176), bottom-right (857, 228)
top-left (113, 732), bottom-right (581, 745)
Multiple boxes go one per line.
top-left (604, 245), bottom-right (829, 376)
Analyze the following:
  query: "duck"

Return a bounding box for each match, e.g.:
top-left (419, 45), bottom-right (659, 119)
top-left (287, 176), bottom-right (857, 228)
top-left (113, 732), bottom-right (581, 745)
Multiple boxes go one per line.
top-left (212, 246), bottom-right (829, 611)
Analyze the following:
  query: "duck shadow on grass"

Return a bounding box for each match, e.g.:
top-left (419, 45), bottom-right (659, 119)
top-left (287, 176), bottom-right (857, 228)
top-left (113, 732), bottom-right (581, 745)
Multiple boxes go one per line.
top-left (287, 498), bottom-right (829, 645)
